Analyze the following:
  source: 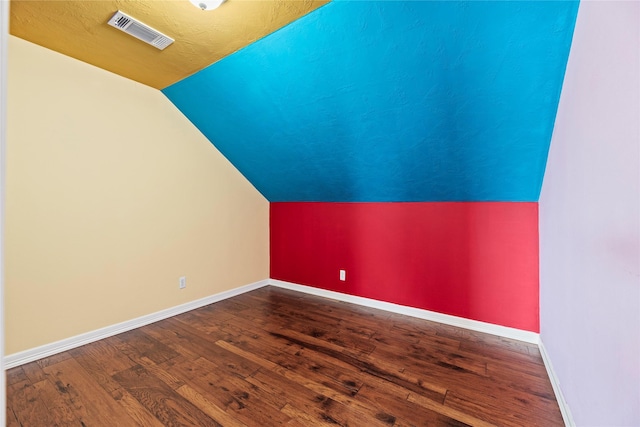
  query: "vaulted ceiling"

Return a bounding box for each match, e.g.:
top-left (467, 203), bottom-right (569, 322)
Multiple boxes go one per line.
top-left (10, 0), bottom-right (579, 202)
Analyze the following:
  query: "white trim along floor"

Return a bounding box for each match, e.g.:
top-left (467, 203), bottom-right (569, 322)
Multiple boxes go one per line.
top-left (3, 278), bottom-right (573, 426)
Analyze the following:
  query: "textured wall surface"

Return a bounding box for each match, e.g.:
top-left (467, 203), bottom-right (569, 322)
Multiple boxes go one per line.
top-left (539, 1), bottom-right (640, 425)
top-left (4, 0), bottom-right (587, 367)
top-left (164, 1), bottom-right (578, 202)
top-left (271, 202), bottom-right (540, 332)
top-left (161, 1), bottom-right (579, 336)
top-left (5, 37), bottom-right (269, 354)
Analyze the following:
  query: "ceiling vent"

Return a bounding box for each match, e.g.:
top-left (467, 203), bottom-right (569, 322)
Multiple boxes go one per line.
top-left (107, 11), bottom-right (174, 50)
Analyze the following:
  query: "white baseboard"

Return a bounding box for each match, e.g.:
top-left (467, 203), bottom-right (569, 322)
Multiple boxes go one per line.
top-left (4, 277), bottom-right (542, 369)
top-left (269, 279), bottom-right (540, 344)
top-left (3, 279), bottom-right (270, 369)
top-left (539, 339), bottom-right (574, 427)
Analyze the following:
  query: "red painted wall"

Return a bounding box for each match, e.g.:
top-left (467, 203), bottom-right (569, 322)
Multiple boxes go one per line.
top-left (270, 202), bottom-right (539, 332)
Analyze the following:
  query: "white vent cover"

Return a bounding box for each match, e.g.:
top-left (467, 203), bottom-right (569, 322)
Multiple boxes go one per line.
top-left (107, 11), bottom-right (174, 50)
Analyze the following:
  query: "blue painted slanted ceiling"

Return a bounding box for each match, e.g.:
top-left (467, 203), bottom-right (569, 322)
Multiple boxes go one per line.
top-left (163, 1), bottom-right (579, 202)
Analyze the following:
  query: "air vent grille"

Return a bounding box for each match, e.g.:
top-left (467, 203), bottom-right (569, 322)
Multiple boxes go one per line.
top-left (107, 11), bottom-right (174, 51)
top-left (114, 15), bottom-right (131, 28)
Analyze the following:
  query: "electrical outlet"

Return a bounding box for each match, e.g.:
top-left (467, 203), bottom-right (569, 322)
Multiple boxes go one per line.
top-left (179, 276), bottom-right (186, 289)
top-left (339, 270), bottom-right (346, 281)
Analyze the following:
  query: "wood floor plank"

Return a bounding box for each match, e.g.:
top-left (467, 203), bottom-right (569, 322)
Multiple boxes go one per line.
top-left (454, 334), bottom-right (542, 364)
top-left (173, 308), bottom-right (231, 336)
top-left (164, 356), bottom-right (294, 426)
top-left (219, 340), bottom-right (422, 427)
top-left (280, 402), bottom-right (337, 426)
top-left (139, 323), bottom-right (206, 361)
top-left (264, 328), bottom-right (448, 402)
top-left (112, 364), bottom-right (221, 426)
top-left (484, 362), bottom-right (558, 399)
top-left (35, 351), bottom-right (73, 368)
top-left (113, 328), bottom-right (180, 365)
top-left (5, 367), bottom-right (27, 386)
top-left (70, 342), bottom-right (134, 395)
top-left (371, 345), bottom-right (554, 420)
top-left (204, 371), bottom-right (296, 426)
top-left (175, 384), bottom-right (249, 427)
top-left (66, 340), bottom-right (164, 426)
top-left (249, 368), bottom-right (390, 427)
top-left (261, 299), bottom-right (383, 355)
top-left (70, 337), bottom-right (137, 376)
top-left (356, 383), bottom-right (472, 427)
top-left (443, 387), bottom-right (563, 427)
top-left (246, 368), bottom-right (324, 410)
top-left (407, 391), bottom-right (499, 427)
top-left (7, 379), bottom-right (58, 426)
top-left (137, 354), bottom-right (187, 391)
top-left (375, 326), bottom-right (462, 352)
top-left (111, 387), bottom-right (167, 427)
top-left (216, 323), bottom-right (366, 398)
top-left (5, 407), bottom-right (20, 427)
top-left (280, 346), bottom-right (365, 396)
top-left (371, 337), bottom-right (488, 377)
top-left (6, 286), bottom-right (563, 426)
top-left (41, 357), bottom-right (139, 426)
top-left (32, 378), bottom-right (83, 426)
top-left (20, 361), bottom-right (48, 384)
top-left (155, 317), bottom-right (263, 378)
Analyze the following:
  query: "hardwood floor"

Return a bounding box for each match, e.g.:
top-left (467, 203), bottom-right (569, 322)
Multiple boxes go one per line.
top-left (6, 286), bottom-right (563, 426)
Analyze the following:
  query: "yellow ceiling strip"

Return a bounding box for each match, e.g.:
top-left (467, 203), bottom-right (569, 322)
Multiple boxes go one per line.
top-left (10, 0), bottom-right (328, 89)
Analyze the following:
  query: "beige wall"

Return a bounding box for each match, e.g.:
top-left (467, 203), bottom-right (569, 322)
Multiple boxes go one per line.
top-left (5, 36), bottom-right (269, 354)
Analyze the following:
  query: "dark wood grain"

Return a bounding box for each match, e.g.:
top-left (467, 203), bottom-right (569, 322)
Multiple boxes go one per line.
top-left (112, 364), bottom-right (221, 426)
top-left (6, 285), bottom-right (563, 426)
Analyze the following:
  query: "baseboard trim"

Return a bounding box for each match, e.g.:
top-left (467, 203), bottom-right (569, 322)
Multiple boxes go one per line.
top-left (4, 279), bottom-right (270, 369)
top-left (269, 279), bottom-right (540, 344)
top-left (539, 339), bottom-right (574, 427)
top-left (4, 278), bottom-right (542, 368)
